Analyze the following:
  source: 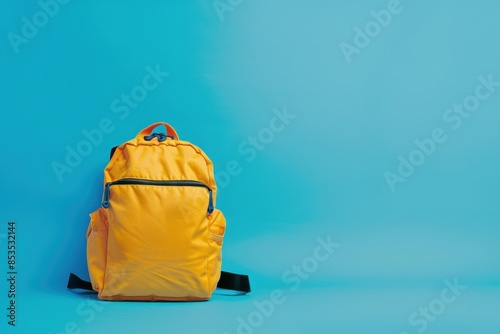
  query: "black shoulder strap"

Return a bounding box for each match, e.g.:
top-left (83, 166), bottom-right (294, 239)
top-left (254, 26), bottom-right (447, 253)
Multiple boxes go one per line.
top-left (110, 146), bottom-right (118, 160)
top-left (67, 273), bottom-right (93, 291)
top-left (217, 271), bottom-right (251, 293)
top-left (67, 271), bottom-right (251, 294)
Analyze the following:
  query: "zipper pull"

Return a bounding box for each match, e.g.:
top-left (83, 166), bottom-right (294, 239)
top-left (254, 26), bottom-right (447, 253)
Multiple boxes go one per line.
top-left (208, 189), bottom-right (214, 214)
top-left (102, 182), bottom-right (111, 208)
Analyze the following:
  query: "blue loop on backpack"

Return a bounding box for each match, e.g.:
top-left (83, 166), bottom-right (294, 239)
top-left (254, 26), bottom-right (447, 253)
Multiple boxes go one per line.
top-left (144, 133), bottom-right (174, 142)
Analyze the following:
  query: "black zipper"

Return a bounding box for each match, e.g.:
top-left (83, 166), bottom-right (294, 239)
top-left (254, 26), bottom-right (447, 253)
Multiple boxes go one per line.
top-left (102, 178), bottom-right (214, 213)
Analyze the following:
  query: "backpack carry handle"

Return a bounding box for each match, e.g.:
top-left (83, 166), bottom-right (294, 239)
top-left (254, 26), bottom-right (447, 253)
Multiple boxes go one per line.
top-left (138, 122), bottom-right (179, 140)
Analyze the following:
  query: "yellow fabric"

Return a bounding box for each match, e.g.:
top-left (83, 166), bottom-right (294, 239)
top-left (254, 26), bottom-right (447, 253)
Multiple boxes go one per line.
top-left (86, 122), bottom-right (225, 301)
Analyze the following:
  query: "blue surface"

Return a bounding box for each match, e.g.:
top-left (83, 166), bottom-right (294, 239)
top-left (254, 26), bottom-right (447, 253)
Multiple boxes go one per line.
top-left (1, 0), bottom-right (499, 333)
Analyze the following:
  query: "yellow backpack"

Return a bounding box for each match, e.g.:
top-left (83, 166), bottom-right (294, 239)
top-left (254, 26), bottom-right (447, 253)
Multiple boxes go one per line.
top-left (68, 122), bottom-right (250, 301)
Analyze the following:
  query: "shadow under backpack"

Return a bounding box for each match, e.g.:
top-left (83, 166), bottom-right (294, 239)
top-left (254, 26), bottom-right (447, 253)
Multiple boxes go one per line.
top-left (68, 122), bottom-right (250, 301)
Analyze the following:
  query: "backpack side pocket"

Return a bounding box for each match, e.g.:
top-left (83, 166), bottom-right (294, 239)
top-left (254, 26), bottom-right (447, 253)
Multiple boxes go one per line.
top-left (207, 209), bottom-right (226, 295)
top-left (87, 208), bottom-right (108, 292)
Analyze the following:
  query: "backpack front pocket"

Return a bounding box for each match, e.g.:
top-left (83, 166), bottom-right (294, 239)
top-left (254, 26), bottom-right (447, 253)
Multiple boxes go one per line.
top-left (100, 178), bottom-right (216, 300)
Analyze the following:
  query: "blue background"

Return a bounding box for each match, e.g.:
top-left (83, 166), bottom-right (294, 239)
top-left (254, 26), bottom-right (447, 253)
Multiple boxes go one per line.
top-left (1, 0), bottom-right (499, 333)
